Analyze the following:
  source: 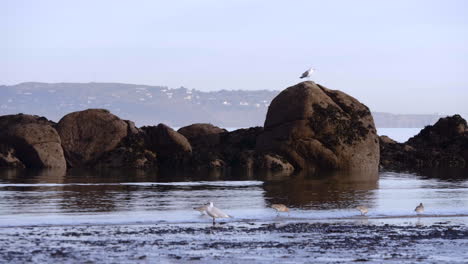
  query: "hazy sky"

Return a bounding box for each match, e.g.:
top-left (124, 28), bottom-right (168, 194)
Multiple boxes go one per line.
top-left (2, 0), bottom-right (467, 116)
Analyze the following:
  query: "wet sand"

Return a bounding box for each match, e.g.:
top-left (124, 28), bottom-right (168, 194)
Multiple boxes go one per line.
top-left (1, 220), bottom-right (467, 263)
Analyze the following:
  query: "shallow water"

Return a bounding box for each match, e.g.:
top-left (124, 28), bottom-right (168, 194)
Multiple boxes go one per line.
top-left (1, 168), bottom-right (468, 263)
top-left (0, 168), bottom-right (467, 227)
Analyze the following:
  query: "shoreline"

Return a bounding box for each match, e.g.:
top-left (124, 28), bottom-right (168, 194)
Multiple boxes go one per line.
top-left (1, 221), bottom-right (467, 263)
top-left (1, 213), bottom-right (468, 229)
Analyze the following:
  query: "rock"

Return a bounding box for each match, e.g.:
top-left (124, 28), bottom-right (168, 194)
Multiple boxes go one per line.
top-left (0, 114), bottom-right (66, 168)
top-left (188, 127), bottom-right (265, 170)
top-left (142, 124), bottom-right (192, 164)
top-left (209, 159), bottom-right (226, 168)
top-left (0, 146), bottom-right (25, 168)
top-left (56, 109), bottom-right (133, 167)
top-left (379, 135), bottom-right (397, 145)
top-left (178, 123), bottom-right (227, 149)
top-left (407, 114), bottom-right (467, 147)
top-left (177, 123), bottom-right (227, 140)
top-left (380, 115), bottom-right (468, 170)
top-left (93, 133), bottom-right (157, 169)
top-left (256, 154), bottom-right (294, 172)
top-left (256, 81), bottom-right (379, 172)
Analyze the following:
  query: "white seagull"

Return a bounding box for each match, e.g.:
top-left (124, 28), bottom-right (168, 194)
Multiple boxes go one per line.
top-left (300, 68), bottom-right (315, 79)
top-left (205, 202), bottom-right (232, 225)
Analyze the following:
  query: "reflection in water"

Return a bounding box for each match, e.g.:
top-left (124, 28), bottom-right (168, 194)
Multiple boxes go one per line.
top-left (0, 167), bottom-right (467, 226)
top-left (261, 169), bottom-right (379, 209)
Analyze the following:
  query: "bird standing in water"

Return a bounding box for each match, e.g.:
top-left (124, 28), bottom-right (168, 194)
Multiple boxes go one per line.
top-left (414, 203), bottom-right (424, 215)
top-left (205, 202), bottom-right (231, 225)
top-left (355, 206), bottom-right (369, 216)
top-left (271, 204), bottom-right (290, 216)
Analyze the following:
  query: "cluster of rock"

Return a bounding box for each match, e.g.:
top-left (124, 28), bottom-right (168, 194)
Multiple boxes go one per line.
top-left (5, 81), bottom-right (463, 175)
top-left (380, 114), bottom-right (468, 171)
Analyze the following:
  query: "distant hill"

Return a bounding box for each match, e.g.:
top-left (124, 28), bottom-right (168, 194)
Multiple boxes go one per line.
top-left (0, 82), bottom-right (443, 128)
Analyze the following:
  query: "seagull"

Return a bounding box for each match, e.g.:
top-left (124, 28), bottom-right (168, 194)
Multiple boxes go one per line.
top-left (271, 204), bottom-right (290, 216)
top-left (355, 206), bottom-right (369, 216)
top-left (205, 202), bottom-right (232, 225)
top-left (193, 204), bottom-right (208, 215)
top-left (300, 68), bottom-right (315, 79)
top-left (414, 203), bottom-right (424, 215)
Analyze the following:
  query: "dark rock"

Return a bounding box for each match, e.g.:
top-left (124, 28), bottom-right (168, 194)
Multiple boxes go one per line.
top-left (142, 124), bottom-right (192, 165)
top-left (256, 81), bottom-right (379, 172)
top-left (178, 123), bottom-right (227, 149)
top-left (56, 109), bottom-right (133, 167)
top-left (0, 114), bottom-right (66, 168)
top-left (93, 132), bottom-right (157, 169)
top-left (189, 127), bottom-right (265, 170)
top-left (255, 154), bottom-right (294, 172)
top-left (0, 146), bottom-right (25, 168)
top-left (380, 115), bottom-right (468, 170)
top-left (178, 123), bottom-right (227, 140)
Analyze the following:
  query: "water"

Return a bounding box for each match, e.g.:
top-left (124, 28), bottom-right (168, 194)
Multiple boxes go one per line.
top-left (377, 127), bottom-right (422, 142)
top-left (0, 168), bottom-right (467, 227)
top-left (0, 168), bottom-right (467, 263)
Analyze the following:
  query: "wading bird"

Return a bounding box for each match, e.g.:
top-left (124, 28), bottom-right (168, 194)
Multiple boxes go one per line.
top-left (355, 206), bottom-right (369, 216)
top-left (205, 202), bottom-right (231, 225)
top-left (271, 204), bottom-right (290, 216)
top-left (414, 203), bottom-right (424, 215)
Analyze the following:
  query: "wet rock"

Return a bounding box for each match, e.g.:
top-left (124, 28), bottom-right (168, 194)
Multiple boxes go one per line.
top-left (256, 154), bottom-right (294, 172)
top-left (0, 114), bottom-right (66, 168)
top-left (256, 81), bottom-right (379, 172)
top-left (189, 127), bottom-right (265, 170)
top-left (178, 123), bottom-right (227, 151)
top-left (380, 115), bottom-right (468, 171)
top-left (56, 109), bottom-right (133, 167)
top-left (93, 133), bottom-right (157, 169)
top-left (142, 124), bottom-right (192, 165)
top-left (0, 146), bottom-right (25, 168)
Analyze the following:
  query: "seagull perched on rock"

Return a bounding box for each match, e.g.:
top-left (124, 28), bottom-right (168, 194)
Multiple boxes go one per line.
top-left (205, 202), bottom-right (232, 225)
top-left (300, 68), bottom-right (315, 79)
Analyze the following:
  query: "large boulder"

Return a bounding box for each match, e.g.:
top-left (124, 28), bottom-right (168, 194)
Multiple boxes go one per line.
top-left (0, 114), bottom-right (66, 168)
top-left (256, 81), bottom-right (379, 172)
top-left (56, 109), bottom-right (135, 167)
top-left (92, 132), bottom-right (158, 169)
top-left (178, 123), bottom-right (227, 149)
top-left (142, 124), bottom-right (192, 164)
top-left (380, 115), bottom-right (468, 170)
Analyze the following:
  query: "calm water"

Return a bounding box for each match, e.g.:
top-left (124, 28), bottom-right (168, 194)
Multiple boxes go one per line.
top-left (0, 167), bottom-right (467, 227)
top-left (377, 127), bottom-right (423, 142)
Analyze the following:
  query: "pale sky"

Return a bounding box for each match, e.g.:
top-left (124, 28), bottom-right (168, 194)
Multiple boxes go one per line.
top-left (1, 0), bottom-right (467, 116)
